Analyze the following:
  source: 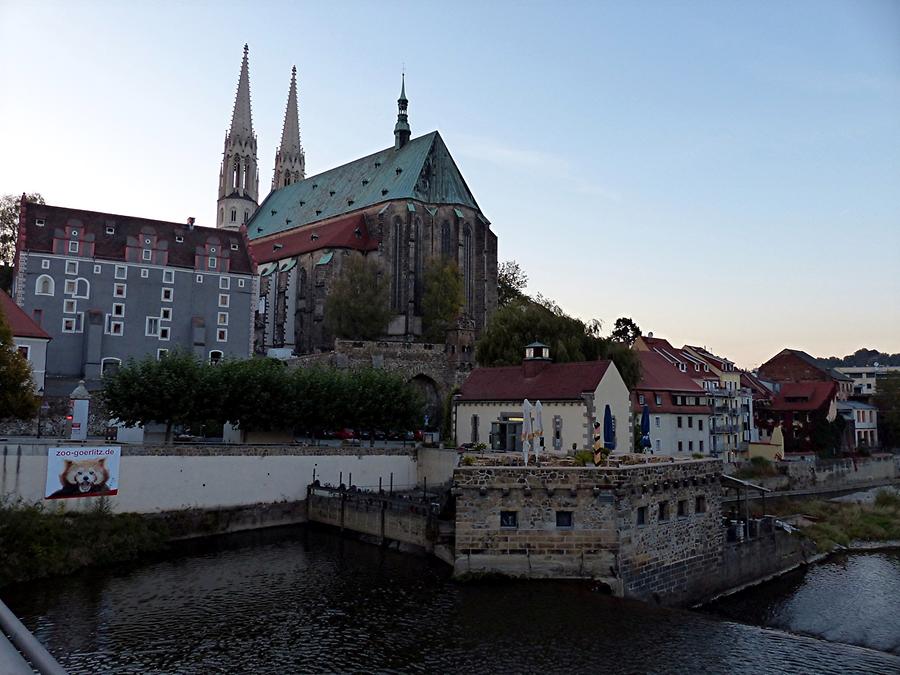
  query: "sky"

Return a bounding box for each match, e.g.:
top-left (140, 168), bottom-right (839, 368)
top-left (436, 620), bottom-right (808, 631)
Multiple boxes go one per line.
top-left (1, 0), bottom-right (898, 368)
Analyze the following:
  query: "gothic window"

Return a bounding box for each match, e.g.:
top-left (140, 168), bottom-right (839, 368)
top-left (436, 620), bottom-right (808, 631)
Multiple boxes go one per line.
top-left (232, 162), bottom-right (239, 189)
top-left (441, 221), bottom-right (452, 260)
top-left (284, 170), bottom-right (291, 188)
top-left (414, 218), bottom-right (423, 313)
top-left (230, 209), bottom-right (237, 223)
top-left (463, 224), bottom-right (473, 312)
top-left (391, 217), bottom-right (403, 311)
top-left (297, 267), bottom-right (307, 299)
top-left (243, 209), bottom-right (249, 224)
top-left (242, 163), bottom-right (248, 190)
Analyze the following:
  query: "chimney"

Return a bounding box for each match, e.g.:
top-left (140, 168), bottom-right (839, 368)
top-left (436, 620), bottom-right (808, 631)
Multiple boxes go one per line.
top-left (187, 217), bottom-right (195, 230)
top-left (523, 342), bottom-right (551, 378)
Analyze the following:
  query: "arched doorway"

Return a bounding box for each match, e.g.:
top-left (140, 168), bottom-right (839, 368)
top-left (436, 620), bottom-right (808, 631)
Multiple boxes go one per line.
top-left (409, 374), bottom-right (441, 431)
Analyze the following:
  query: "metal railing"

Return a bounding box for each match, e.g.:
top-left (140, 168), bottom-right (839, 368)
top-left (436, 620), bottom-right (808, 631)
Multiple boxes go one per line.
top-left (0, 599), bottom-right (67, 675)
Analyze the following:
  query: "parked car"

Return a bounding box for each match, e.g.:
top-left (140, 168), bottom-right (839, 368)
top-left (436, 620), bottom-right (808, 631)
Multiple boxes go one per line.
top-left (335, 428), bottom-right (355, 440)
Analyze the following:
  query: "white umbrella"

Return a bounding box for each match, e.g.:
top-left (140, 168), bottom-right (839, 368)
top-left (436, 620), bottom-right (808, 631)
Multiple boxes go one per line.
top-left (533, 400), bottom-right (544, 461)
top-left (521, 399), bottom-right (533, 466)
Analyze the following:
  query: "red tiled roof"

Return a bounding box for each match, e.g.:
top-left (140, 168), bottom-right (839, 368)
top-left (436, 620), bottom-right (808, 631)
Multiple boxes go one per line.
top-left (20, 201), bottom-right (254, 274)
top-left (0, 290), bottom-right (50, 340)
top-left (770, 381), bottom-right (836, 412)
top-left (741, 372), bottom-right (772, 399)
top-left (635, 350), bottom-right (706, 392)
top-left (459, 360), bottom-right (612, 401)
top-left (251, 213), bottom-right (377, 264)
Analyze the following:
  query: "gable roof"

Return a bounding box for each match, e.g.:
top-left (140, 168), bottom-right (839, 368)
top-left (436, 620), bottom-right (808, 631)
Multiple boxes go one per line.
top-left (459, 360), bottom-right (613, 401)
top-left (1, 290), bottom-right (50, 340)
top-left (249, 131), bottom-right (482, 239)
top-left (21, 202), bottom-right (255, 275)
top-left (634, 350), bottom-right (705, 392)
top-left (250, 213), bottom-right (377, 264)
top-left (770, 381), bottom-right (837, 412)
top-left (774, 348), bottom-right (853, 382)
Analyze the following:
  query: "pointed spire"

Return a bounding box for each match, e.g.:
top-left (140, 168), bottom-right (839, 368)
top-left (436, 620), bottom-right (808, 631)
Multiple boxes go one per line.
top-left (394, 72), bottom-right (410, 150)
top-left (229, 43), bottom-right (254, 139)
top-left (272, 65), bottom-right (306, 191)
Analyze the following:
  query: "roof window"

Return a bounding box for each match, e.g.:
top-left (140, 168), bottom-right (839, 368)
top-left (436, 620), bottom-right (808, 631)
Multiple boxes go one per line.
top-left (106, 226), bottom-right (115, 235)
top-left (395, 168), bottom-right (403, 175)
top-left (329, 190), bottom-right (336, 196)
top-left (382, 189), bottom-right (389, 196)
top-left (176, 235), bottom-right (184, 243)
top-left (231, 243), bottom-right (239, 250)
top-left (35, 218), bottom-right (45, 227)
top-left (362, 179), bottom-right (369, 185)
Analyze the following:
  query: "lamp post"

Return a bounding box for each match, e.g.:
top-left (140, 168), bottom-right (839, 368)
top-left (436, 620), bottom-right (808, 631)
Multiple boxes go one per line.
top-left (36, 388), bottom-right (45, 438)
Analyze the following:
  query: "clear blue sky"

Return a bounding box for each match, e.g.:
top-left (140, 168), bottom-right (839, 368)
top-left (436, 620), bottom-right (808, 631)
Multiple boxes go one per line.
top-left (2, 0), bottom-right (898, 367)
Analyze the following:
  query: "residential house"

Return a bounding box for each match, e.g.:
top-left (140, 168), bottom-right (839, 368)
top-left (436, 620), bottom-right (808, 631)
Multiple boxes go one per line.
top-left (758, 348), bottom-right (854, 400)
top-left (631, 350), bottom-right (713, 456)
top-left (759, 381), bottom-right (839, 454)
top-left (835, 365), bottom-right (900, 398)
top-left (836, 400), bottom-right (879, 451)
top-left (1, 289), bottom-right (50, 392)
top-left (455, 343), bottom-right (631, 454)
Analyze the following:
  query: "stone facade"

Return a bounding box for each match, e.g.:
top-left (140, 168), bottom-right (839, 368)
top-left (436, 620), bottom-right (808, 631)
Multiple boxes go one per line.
top-left (452, 460), bottom-right (727, 605)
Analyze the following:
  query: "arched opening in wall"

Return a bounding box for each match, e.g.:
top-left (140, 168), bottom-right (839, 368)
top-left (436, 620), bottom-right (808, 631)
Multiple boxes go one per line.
top-left (414, 217), bottom-right (423, 313)
top-left (241, 163), bottom-right (248, 190)
top-left (209, 350), bottom-right (224, 365)
top-left (35, 274), bottom-right (54, 296)
top-left (463, 225), bottom-right (473, 313)
top-left (441, 221), bottom-right (451, 259)
top-left (101, 357), bottom-right (121, 377)
top-left (232, 162), bottom-right (239, 189)
top-left (391, 217), bottom-right (403, 311)
top-left (409, 374), bottom-right (441, 432)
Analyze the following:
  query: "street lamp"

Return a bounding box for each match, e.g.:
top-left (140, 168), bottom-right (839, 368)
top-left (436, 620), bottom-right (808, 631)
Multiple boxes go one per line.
top-left (36, 388), bottom-right (46, 438)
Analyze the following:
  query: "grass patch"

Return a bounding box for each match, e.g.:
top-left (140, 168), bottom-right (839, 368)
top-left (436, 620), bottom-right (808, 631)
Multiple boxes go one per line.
top-left (761, 492), bottom-right (900, 552)
top-left (0, 500), bottom-right (170, 588)
top-left (733, 456), bottom-right (780, 480)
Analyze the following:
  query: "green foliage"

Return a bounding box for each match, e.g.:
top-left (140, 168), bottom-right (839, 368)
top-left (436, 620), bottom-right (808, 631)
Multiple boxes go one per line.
top-left (324, 255), bottom-right (391, 341)
top-left (0, 500), bottom-right (169, 587)
top-left (102, 350), bottom-right (205, 442)
top-left (498, 260), bottom-right (528, 307)
top-left (573, 450), bottom-right (595, 466)
top-left (475, 296), bottom-right (642, 389)
top-left (460, 455), bottom-right (475, 466)
top-left (212, 357), bottom-right (292, 432)
top-left (733, 456), bottom-right (779, 479)
top-left (343, 367), bottom-right (423, 435)
top-left (422, 259), bottom-right (464, 342)
top-left (1, 193), bottom-right (44, 265)
top-left (875, 373), bottom-right (900, 448)
top-left (610, 317), bottom-right (642, 346)
top-left (874, 489), bottom-right (900, 509)
top-left (0, 301), bottom-right (39, 420)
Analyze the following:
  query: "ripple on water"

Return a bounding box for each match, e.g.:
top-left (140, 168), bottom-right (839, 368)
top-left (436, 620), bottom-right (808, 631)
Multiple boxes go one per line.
top-left (4, 530), bottom-right (900, 674)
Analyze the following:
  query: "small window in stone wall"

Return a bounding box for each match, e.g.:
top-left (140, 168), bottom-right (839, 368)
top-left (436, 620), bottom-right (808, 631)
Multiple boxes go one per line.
top-left (658, 501), bottom-right (669, 521)
top-left (556, 511), bottom-right (573, 528)
top-left (695, 495), bottom-right (707, 513)
top-left (677, 500), bottom-right (688, 518)
top-left (637, 506), bottom-right (647, 526)
top-left (500, 511), bottom-right (518, 528)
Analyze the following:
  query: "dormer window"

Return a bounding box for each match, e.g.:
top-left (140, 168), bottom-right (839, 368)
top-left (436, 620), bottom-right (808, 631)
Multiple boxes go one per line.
top-left (71, 230), bottom-right (78, 237)
top-left (35, 219), bottom-right (45, 227)
top-left (106, 226), bottom-right (115, 235)
top-left (209, 256), bottom-right (217, 269)
top-left (231, 243), bottom-right (239, 251)
top-left (176, 235), bottom-right (184, 243)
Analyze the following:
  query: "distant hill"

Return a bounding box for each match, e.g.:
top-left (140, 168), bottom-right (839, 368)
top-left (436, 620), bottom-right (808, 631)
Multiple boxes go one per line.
top-left (818, 348), bottom-right (900, 368)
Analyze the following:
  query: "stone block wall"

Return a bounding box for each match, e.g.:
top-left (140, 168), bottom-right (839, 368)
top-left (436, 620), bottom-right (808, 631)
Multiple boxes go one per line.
top-left (452, 460), bottom-right (724, 604)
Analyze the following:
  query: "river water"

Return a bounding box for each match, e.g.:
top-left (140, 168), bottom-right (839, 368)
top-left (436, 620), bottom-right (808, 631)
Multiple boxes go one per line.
top-left (4, 528), bottom-right (899, 674)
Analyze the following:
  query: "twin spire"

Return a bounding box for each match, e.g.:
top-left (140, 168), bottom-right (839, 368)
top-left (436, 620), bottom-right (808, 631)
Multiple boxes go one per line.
top-left (228, 44), bottom-right (254, 140)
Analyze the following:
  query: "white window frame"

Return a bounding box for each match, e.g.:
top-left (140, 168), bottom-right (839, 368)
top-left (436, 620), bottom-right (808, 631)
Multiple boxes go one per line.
top-left (209, 350), bottom-right (223, 364)
top-left (65, 260), bottom-right (78, 275)
top-left (163, 269), bottom-right (174, 284)
top-left (161, 287), bottom-right (174, 302)
top-left (68, 241), bottom-right (79, 254)
top-left (115, 265), bottom-right (127, 280)
top-left (112, 302), bottom-right (125, 317)
top-left (160, 307), bottom-right (172, 321)
top-left (141, 268), bottom-right (149, 278)
top-left (231, 243), bottom-right (239, 251)
top-left (35, 218), bottom-right (45, 227)
top-left (100, 357), bottom-right (121, 377)
top-left (196, 274), bottom-right (203, 283)
top-left (142, 249), bottom-right (152, 261)
top-left (238, 278), bottom-right (245, 288)
top-left (16, 344), bottom-right (30, 360)
top-left (113, 283), bottom-right (127, 298)
top-left (159, 325), bottom-right (171, 341)
top-left (218, 293), bottom-right (230, 308)
top-left (175, 235), bottom-right (184, 243)
top-left (105, 315), bottom-right (124, 336)
top-left (41, 259), bottom-right (50, 270)
top-left (35, 274), bottom-right (55, 296)
top-left (145, 316), bottom-right (160, 337)
top-left (64, 279), bottom-right (77, 295)
top-left (106, 226), bottom-right (115, 235)
top-left (219, 276), bottom-right (230, 290)
top-left (217, 312), bottom-right (228, 326)
top-left (216, 328), bottom-right (228, 342)
top-left (62, 313), bottom-right (83, 333)
top-left (63, 299), bottom-right (77, 314)
top-left (72, 278), bottom-right (90, 299)
top-left (94, 264), bottom-right (102, 274)
top-left (209, 256), bottom-right (217, 270)
top-left (157, 348), bottom-right (169, 360)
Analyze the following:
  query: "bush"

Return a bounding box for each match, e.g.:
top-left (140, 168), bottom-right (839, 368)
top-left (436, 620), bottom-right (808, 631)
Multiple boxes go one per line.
top-left (573, 450), bottom-right (594, 466)
top-left (874, 489), bottom-right (900, 509)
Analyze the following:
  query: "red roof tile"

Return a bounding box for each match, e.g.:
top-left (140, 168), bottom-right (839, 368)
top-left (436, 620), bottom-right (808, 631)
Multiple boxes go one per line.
top-left (459, 360), bottom-right (613, 401)
top-left (770, 381), bottom-right (836, 412)
top-left (635, 350), bottom-right (706, 392)
top-left (0, 290), bottom-right (50, 340)
top-left (251, 213), bottom-right (377, 264)
top-left (21, 201), bottom-right (255, 274)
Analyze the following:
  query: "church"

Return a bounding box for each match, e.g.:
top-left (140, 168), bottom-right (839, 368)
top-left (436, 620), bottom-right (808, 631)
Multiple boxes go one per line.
top-left (215, 46), bottom-right (499, 356)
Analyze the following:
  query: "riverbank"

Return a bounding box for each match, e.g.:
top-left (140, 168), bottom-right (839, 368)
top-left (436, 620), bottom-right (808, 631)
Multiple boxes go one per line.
top-left (761, 489), bottom-right (900, 552)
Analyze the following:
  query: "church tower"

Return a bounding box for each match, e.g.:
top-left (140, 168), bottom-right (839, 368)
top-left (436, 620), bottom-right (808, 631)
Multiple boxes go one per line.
top-left (272, 66), bottom-right (306, 191)
top-left (217, 44), bottom-right (259, 230)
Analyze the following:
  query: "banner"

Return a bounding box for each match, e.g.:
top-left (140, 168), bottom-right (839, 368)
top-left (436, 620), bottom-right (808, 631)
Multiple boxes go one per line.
top-left (45, 446), bottom-right (121, 499)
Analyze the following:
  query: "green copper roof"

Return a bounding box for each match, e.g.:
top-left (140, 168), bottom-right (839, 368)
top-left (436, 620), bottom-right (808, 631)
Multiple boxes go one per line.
top-left (249, 131), bottom-right (483, 239)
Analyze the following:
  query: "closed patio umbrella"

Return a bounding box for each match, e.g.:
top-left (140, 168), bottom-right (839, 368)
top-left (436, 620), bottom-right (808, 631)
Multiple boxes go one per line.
top-left (640, 404), bottom-right (652, 452)
top-left (521, 399), bottom-right (533, 466)
top-left (533, 400), bottom-right (544, 460)
top-left (603, 404), bottom-right (616, 451)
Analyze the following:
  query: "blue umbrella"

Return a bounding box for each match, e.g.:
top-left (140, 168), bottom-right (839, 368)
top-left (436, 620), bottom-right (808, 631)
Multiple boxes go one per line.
top-left (603, 404), bottom-right (616, 450)
top-left (640, 404), bottom-right (652, 451)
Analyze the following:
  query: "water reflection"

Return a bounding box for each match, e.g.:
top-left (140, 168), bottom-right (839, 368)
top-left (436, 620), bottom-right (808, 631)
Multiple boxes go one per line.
top-left (5, 529), bottom-right (899, 674)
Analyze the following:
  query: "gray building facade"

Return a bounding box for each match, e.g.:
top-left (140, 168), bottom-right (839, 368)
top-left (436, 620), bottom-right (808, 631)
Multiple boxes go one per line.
top-left (12, 199), bottom-right (256, 393)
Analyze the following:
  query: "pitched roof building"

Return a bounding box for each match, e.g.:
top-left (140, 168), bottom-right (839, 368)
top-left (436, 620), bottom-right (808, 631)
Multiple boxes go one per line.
top-left (758, 348), bottom-right (853, 400)
top-left (1, 288), bottom-right (50, 391)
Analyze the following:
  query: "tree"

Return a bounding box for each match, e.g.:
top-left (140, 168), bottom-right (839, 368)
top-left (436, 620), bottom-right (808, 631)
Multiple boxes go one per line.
top-left (1, 193), bottom-right (44, 266)
top-left (0, 303), bottom-right (38, 420)
top-left (212, 357), bottom-right (292, 433)
top-left (421, 260), bottom-right (463, 342)
top-left (102, 351), bottom-right (205, 443)
top-left (610, 317), bottom-right (642, 346)
top-left (498, 260), bottom-right (528, 307)
top-left (345, 368), bottom-right (423, 442)
top-left (324, 255), bottom-right (391, 341)
top-left (475, 296), bottom-right (642, 389)
top-left (875, 373), bottom-right (900, 449)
